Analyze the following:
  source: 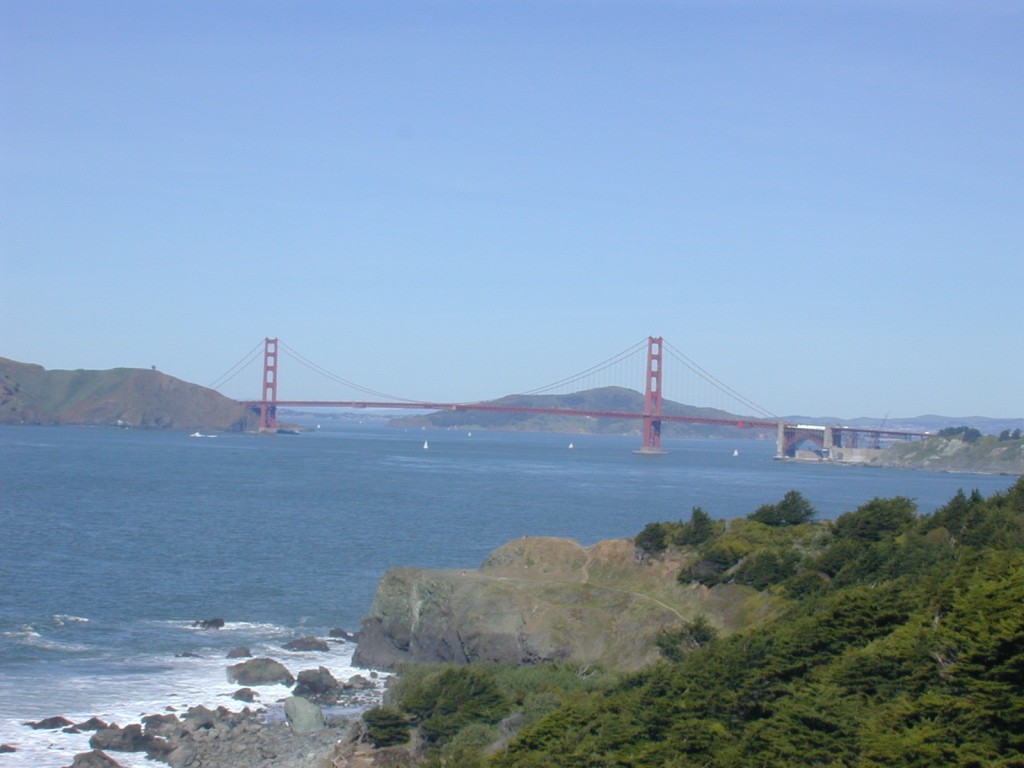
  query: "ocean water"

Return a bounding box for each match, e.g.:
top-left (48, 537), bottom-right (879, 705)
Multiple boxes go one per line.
top-left (0, 423), bottom-right (1015, 766)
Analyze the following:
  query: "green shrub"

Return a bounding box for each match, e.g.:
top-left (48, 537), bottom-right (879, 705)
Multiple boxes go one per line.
top-left (398, 666), bottom-right (508, 745)
top-left (748, 490), bottom-right (817, 527)
top-left (362, 706), bottom-right (410, 747)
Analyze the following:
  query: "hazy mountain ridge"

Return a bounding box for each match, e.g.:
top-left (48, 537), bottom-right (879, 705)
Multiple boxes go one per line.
top-left (389, 385), bottom-right (777, 439)
top-left (392, 386), bottom-right (1021, 439)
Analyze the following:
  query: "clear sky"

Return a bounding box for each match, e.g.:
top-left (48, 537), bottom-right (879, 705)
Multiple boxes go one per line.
top-left (2, 1), bottom-right (1021, 419)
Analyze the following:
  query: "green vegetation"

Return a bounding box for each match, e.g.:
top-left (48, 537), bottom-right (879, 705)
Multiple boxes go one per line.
top-left (363, 662), bottom-right (619, 765)
top-left (937, 425), bottom-right (983, 443)
top-left (363, 480), bottom-right (1024, 766)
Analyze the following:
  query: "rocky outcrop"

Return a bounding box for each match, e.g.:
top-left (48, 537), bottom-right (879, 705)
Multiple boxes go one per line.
top-left (282, 636), bottom-right (330, 652)
top-left (227, 657), bottom-right (295, 687)
top-left (354, 536), bottom-right (775, 671)
top-left (293, 666), bottom-right (342, 704)
top-left (66, 750), bottom-right (125, 768)
top-left (67, 705), bottom-right (355, 768)
top-left (880, 435), bottom-right (1024, 474)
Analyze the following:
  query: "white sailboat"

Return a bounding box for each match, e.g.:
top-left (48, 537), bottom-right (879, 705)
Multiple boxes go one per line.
top-left (732, 449), bottom-right (740, 457)
top-left (423, 440), bottom-right (429, 450)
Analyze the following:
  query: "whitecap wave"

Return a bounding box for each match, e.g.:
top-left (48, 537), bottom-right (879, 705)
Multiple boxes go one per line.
top-left (1, 626), bottom-right (90, 654)
top-left (0, 630), bottom-right (387, 768)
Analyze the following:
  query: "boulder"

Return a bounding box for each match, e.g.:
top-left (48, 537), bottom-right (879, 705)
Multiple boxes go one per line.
top-left (283, 696), bottom-right (325, 734)
top-left (0, 744), bottom-right (15, 753)
top-left (293, 666), bottom-right (341, 704)
top-left (282, 635), bottom-right (330, 652)
top-left (227, 657), bottom-right (295, 687)
top-left (232, 687), bottom-right (258, 702)
top-left (191, 618), bottom-right (225, 630)
top-left (27, 715), bottom-right (74, 730)
top-left (329, 627), bottom-right (357, 641)
top-left (181, 705), bottom-right (219, 732)
top-left (89, 723), bottom-right (150, 752)
top-left (66, 750), bottom-right (125, 768)
top-left (344, 674), bottom-right (374, 691)
top-left (141, 713), bottom-right (181, 739)
top-left (74, 717), bottom-right (109, 731)
top-left (226, 645), bottom-right (251, 658)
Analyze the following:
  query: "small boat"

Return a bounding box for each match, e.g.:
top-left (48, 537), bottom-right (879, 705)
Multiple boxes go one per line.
top-left (732, 449), bottom-right (740, 457)
top-left (423, 440), bottom-right (429, 450)
top-left (568, 442), bottom-right (574, 450)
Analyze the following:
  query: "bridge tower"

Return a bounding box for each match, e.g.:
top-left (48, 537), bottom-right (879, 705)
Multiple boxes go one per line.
top-left (635, 336), bottom-right (667, 455)
top-left (259, 337), bottom-right (279, 432)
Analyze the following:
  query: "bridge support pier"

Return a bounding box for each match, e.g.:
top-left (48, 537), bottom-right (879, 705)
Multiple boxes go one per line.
top-left (259, 337), bottom-right (279, 432)
top-left (635, 336), bottom-right (668, 455)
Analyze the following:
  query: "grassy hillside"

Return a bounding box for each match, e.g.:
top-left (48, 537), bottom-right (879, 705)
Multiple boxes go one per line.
top-left (0, 356), bottom-right (255, 431)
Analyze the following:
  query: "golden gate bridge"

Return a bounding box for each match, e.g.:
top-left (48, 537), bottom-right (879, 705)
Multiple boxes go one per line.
top-left (210, 337), bottom-right (929, 459)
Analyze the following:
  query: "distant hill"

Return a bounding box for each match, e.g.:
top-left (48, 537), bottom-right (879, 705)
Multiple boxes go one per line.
top-left (880, 433), bottom-right (1024, 475)
top-left (389, 386), bottom-right (777, 439)
top-left (784, 413), bottom-right (1024, 435)
top-left (0, 357), bottom-right (255, 432)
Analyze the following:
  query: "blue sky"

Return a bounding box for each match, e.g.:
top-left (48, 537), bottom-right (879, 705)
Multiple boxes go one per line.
top-left (2, 1), bottom-right (1021, 419)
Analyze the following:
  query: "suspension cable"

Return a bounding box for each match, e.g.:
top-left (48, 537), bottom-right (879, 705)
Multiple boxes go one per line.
top-left (664, 341), bottom-right (777, 419)
top-left (207, 340), bottom-right (265, 390)
top-left (516, 338), bottom-right (650, 395)
top-left (278, 342), bottom-right (434, 403)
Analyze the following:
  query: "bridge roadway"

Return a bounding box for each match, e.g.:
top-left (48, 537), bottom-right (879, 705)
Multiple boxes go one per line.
top-left (247, 400), bottom-right (782, 431)
top-left (248, 400), bottom-right (931, 461)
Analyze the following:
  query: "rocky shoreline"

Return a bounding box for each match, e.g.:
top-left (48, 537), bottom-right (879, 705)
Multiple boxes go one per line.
top-left (5, 627), bottom-right (387, 768)
top-left (31, 705), bottom-right (360, 768)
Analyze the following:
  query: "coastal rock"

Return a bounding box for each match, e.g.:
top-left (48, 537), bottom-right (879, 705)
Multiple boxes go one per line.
top-left (181, 704), bottom-right (223, 732)
top-left (226, 657), bottom-right (295, 687)
top-left (354, 536), bottom-right (775, 671)
top-left (66, 750), bottom-right (125, 768)
top-left (88, 723), bottom-right (153, 752)
top-left (141, 713), bottom-right (181, 738)
top-left (293, 666), bottom-right (342, 704)
top-left (192, 617), bottom-right (225, 630)
top-left (28, 715), bottom-right (74, 729)
top-left (74, 717), bottom-right (109, 731)
top-left (345, 674), bottom-right (374, 690)
top-left (282, 635), bottom-right (330, 652)
top-left (0, 744), bottom-right (15, 753)
top-left (329, 627), bottom-right (357, 641)
top-left (284, 696), bottom-right (325, 733)
top-left (232, 687), bottom-right (258, 702)
top-left (226, 645), bottom-right (251, 658)
top-left (76, 706), bottom-right (356, 768)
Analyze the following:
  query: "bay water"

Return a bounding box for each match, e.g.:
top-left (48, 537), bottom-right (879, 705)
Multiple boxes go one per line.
top-left (0, 423), bottom-right (1015, 766)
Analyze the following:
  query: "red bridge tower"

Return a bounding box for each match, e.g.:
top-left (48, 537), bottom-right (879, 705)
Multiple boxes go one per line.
top-left (259, 337), bottom-right (279, 432)
top-left (635, 336), bottom-right (667, 455)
